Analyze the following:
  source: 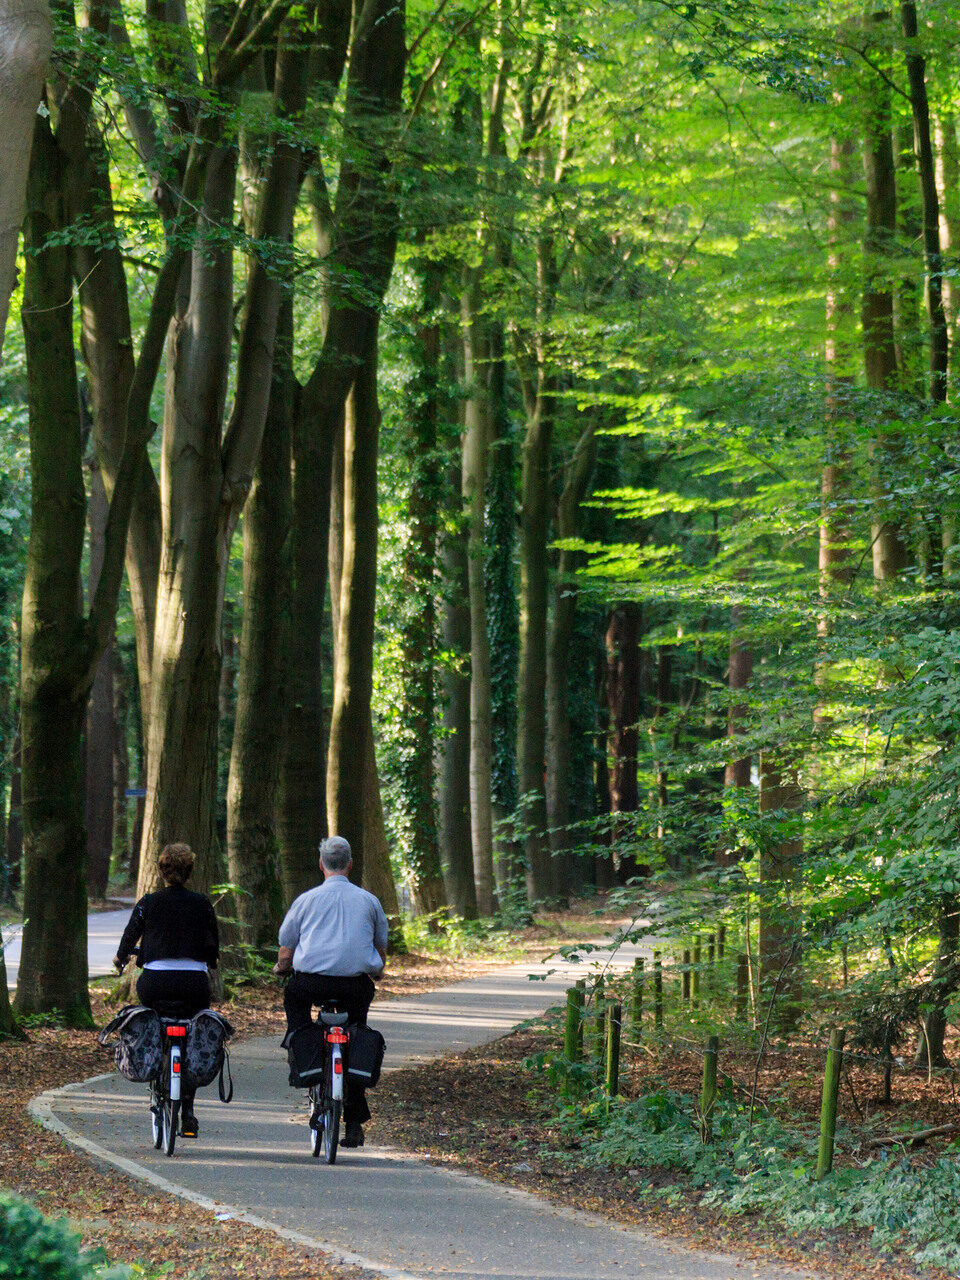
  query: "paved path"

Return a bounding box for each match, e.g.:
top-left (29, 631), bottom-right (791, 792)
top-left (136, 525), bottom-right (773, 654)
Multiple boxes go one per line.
top-left (4, 905), bottom-right (134, 990)
top-left (34, 946), bottom-right (815, 1280)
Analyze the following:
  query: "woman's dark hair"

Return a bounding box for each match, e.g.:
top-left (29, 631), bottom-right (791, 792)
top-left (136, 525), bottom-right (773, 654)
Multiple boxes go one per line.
top-left (158, 842), bottom-right (195, 887)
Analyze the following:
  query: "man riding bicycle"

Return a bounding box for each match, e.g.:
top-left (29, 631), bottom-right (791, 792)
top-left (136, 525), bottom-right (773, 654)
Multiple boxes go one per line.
top-left (274, 835), bottom-right (388, 1148)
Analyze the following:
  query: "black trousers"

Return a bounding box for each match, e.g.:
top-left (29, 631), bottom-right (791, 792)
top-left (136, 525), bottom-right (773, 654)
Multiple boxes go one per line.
top-left (137, 969), bottom-right (212, 1109)
top-left (284, 972), bottom-right (375, 1126)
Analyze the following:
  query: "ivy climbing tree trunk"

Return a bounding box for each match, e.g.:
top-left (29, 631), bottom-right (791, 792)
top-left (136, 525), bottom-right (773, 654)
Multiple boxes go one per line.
top-left (438, 454), bottom-right (478, 918)
top-left (546, 423), bottom-right (597, 901)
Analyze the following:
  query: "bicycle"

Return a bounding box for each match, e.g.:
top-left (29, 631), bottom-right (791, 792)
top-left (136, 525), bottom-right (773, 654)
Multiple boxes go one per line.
top-left (306, 1005), bottom-right (350, 1163)
top-left (150, 1016), bottom-right (190, 1156)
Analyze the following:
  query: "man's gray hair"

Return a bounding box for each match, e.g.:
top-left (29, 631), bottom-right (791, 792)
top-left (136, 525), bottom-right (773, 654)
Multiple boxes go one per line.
top-left (319, 835), bottom-right (352, 873)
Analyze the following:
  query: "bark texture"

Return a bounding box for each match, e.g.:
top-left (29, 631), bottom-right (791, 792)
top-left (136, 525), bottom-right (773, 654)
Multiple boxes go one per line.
top-left (0, 0), bottom-right (51, 363)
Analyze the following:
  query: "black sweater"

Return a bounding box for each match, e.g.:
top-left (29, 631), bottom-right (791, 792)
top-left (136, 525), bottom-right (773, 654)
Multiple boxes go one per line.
top-left (117, 886), bottom-right (220, 969)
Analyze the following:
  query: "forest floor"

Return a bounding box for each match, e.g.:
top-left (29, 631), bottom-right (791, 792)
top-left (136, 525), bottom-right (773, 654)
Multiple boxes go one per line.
top-left (370, 1022), bottom-right (960, 1280)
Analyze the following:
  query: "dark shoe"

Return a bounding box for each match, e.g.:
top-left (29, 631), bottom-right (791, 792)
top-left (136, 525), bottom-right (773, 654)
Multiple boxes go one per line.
top-left (181, 1110), bottom-right (199, 1138)
top-left (342, 1121), bottom-right (364, 1148)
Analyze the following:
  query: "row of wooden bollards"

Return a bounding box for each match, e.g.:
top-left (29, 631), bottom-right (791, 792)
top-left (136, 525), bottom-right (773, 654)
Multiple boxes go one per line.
top-left (561, 978), bottom-right (848, 1178)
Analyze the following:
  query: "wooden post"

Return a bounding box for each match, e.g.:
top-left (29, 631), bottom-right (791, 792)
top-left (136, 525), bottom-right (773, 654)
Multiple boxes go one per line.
top-left (592, 974), bottom-right (606, 1058)
top-left (717, 925), bottom-right (726, 960)
top-left (563, 985), bottom-right (584, 1099)
top-left (631, 957), bottom-right (643, 1039)
top-left (692, 936), bottom-right (701, 1007)
top-left (700, 1034), bottom-right (719, 1142)
top-left (682, 949), bottom-right (691, 1002)
top-left (654, 951), bottom-right (663, 1029)
top-left (605, 1001), bottom-right (622, 1097)
top-left (816, 1027), bottom-right (846, 1179)
top-left (736, 953), bottom-right (748, 1020)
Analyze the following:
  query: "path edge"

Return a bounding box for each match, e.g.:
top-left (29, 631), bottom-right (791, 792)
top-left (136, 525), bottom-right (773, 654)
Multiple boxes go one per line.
top-left (29, 1074), bottom-right (427, 1280)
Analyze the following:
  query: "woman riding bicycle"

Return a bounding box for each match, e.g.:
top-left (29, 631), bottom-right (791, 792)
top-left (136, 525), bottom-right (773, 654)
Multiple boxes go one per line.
top-left (114, 842), bottom-right (220, 1138)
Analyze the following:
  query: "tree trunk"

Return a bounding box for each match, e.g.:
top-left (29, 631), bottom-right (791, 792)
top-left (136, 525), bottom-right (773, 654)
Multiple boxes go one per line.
top-left (4, 724), bottom-right (22, 898)
top-left (112, 647), bottom-right (129, 880)
top-left (863, 12), bottom-right (910, 582)
top-left (76, 139), bottom-right (161, 754)
top-left (757, 753), bottom-right (802, 1031)
top-left (900, 0), bottom-right (948, 404)
top-left (437, 456), bottom-right (478, 918)
top-left (16, 113), bottom-right (91, 1023)
top-left (0, 0), bottom-right (51, 363)
top-left (723, 608), bottom-right (752, 791)
top-left (327, 327), bottom-right (381, 886)
top-left (606, 605), bottom-right (641, 860)
top-left (486, 327), bottom-right (520, 908)
top-left (517, 394), bottom-right (553, 903)
top-left (85, 464), bottom-right (115, 901)
top-left (546, 424), bottom-right (597, 901)
top-left (399, 266), bottom-right (444, 915)
top-left (461, 288), bottom-right (495, 914)
top-left (916, 893), bottom-right (958, 1067)
top-left (227, 298), bottom-right (293, 950)
top-left (137, 141), bottom-right (238, 898)
top-left (934, 115), bottom-right (959, 359)
top-left (279, 386), bottom-right (337, 903)
top-left (361, 728), bottom-right (400, 923)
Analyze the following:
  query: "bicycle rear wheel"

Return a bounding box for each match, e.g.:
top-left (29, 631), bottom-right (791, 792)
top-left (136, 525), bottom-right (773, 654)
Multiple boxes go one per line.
top-left (322, 1098), bottom-right (341, 1164)
top-left (308, 1088), bottom-right (322, 1158)
top-left (162, 1096), bottom-right (179, 1156)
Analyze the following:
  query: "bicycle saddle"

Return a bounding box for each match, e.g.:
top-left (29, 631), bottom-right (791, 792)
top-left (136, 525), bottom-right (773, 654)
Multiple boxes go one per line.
top-left (319, 1011), bottom-right (349, 1026)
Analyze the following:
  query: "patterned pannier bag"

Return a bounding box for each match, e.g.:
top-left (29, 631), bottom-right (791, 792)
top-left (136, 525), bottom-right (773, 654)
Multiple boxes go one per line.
top-left (97, 1006), bottom-right (163, 1082)
top-left (184, 1009), bottom-right (235, 1100)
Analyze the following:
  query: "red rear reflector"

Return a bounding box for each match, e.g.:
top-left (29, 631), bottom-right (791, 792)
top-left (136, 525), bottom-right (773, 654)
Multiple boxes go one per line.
top-left (166, 1026), bottom-right (187, 1037)
top-left (334, 1060), bottom-right (343, 1074)
top-left (172, 1061), bottom-right (181, 1074)
top-left (327, 1031), bottom-right (349, 1043)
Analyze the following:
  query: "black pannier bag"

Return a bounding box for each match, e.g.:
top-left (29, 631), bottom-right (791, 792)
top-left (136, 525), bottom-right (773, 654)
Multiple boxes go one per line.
top-left (97, 1006), bottom-right (162, 1083)
top-left (283, 1022), bottom-right (326, 1087)
top-left (184, 1009), bottom-right (235, 1100)
top-left (347, 1024), bottom-right (385, 1088)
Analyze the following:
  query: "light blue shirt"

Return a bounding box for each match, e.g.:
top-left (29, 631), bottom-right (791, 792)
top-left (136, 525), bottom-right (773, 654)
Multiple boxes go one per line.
top-left (279, 876), bottom-right (388, 976)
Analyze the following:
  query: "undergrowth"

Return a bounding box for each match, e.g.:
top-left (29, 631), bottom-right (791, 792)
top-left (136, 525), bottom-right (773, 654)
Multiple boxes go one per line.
top-left (542, 1079), bottom-right (960, 1271)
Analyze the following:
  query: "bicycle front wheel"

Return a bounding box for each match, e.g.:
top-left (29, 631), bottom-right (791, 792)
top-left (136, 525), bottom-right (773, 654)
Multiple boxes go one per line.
top-left (162, 1096), bottom-right (179, 1156)
top-left (322, 1098), bottom-right (341, 1164)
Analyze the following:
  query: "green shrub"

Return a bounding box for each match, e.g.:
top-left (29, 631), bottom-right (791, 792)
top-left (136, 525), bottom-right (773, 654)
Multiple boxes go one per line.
top-left (0, 1192), bottom-right (129, 1280)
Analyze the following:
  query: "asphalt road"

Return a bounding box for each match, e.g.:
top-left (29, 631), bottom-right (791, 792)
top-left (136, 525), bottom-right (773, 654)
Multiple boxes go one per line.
top-left (37, 946), bottom-right (816, 1280)
top-left (4, 905), bottom-right (134, 990)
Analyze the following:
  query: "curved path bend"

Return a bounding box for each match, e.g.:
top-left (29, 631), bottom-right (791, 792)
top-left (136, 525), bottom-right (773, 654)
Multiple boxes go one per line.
top-left (33, 948), bottom-right (816, 1280)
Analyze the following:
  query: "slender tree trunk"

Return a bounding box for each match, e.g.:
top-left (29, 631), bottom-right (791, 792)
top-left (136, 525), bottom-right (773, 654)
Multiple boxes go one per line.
top-left (76, 141), bottom-right (161, 753)
top-left (863, 13), bottom-right (910, 582)
top-left (4, 724), bottom-right (22, 896)
top-left (0, 0), bottom-right (51, 363)
top-left (437, 456), bottom-right (478, 918)
top-left (518, 393), bottom-right (553, 903)
top-left (723, 607), bottom-right (752, 790)
top-left (400, 266), bottom-right (444, 915)
top-left (934, 115), bottom-right (959, 362)
top-left (112, 648), bottom-right (129, 879)
top-left (227, 299), bottom-right (293, 949)
top-left (486, 339), bottom-right (520, 909)
top-left (606, 606), bottom-right (641, 863)
top-left (461, 288), bottom-right (495, 914)
top-left (757, 753), bottom-right (802, 1031)
top-left (85, 465), bottom-right (115, 901)
top-left (916, 893), bottom-right (958, 1067)
top-left (546, 426), bottom-right (597, 901)
top-left (900, 0), bottom-right (948, 404)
